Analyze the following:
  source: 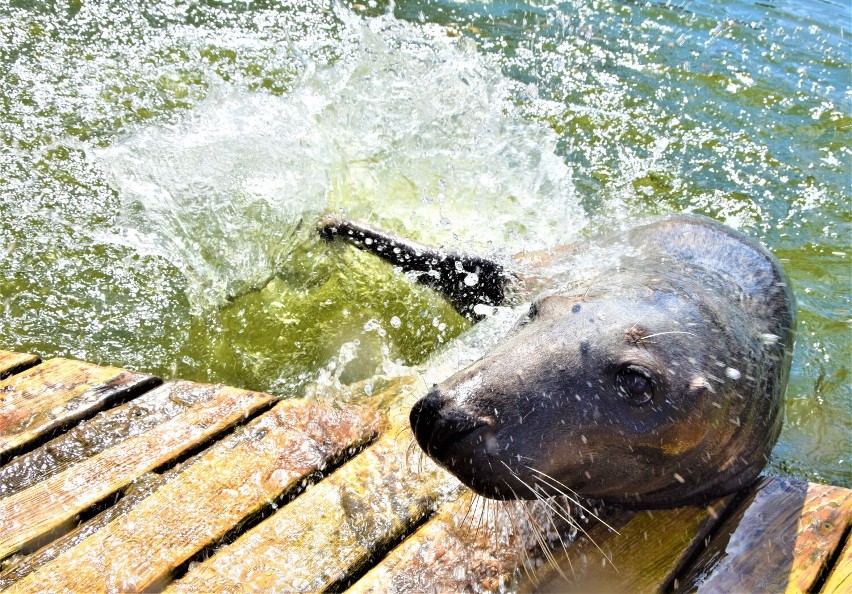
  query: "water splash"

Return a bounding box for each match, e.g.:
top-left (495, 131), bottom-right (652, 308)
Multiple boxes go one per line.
top-left (97, 6), bottom-right (581, 313)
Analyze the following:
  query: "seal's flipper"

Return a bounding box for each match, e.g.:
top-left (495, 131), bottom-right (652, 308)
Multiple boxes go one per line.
top-left (318, 217), bottom-right (508, 320)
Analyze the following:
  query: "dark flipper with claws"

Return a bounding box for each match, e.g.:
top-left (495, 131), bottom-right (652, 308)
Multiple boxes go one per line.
top-left (318, 217), bottom-right (509, 319)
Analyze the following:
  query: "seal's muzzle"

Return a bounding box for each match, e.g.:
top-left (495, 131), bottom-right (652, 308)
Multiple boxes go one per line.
top-left (410, 389), bottom-right (487, 460)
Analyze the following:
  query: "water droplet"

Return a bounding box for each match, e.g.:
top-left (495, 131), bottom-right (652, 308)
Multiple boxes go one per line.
top-left (472, 303), bottom-right (495, 317)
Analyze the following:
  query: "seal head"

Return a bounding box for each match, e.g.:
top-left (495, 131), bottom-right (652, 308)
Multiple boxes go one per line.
top-left (409, 216), bottom-right (795, 508)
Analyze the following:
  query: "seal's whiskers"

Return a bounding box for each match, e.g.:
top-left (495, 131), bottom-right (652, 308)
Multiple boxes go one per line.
top-left (502, 498), bottom-right (539, 585)
top-left (531, 491), bottom-right (576, 578)
top-left (516, 492), bottom-right (570, 580)
top-left (525, 466), bottom-right (620, 535)
top-left (524, 474), bottom-right (617, 570)
top-left (503, 485), bottom-right (553, 571)
top-left (639, 330), bottom-right (698, 343)
top-left (403, 435), bottom-right (426, 475)
top-left (501, 466), bottom-right (577, 579)
top-left (501, 462), bottom-right (617, 572)
top-left (458, 490), bottom-right (477, 530)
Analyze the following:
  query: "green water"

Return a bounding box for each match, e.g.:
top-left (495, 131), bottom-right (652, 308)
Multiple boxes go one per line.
top-left (0, 0), bottom-right (848, 488)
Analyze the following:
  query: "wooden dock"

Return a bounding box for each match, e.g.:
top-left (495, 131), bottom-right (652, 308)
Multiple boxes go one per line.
top-left (0, 349), bottom-right (849, 593)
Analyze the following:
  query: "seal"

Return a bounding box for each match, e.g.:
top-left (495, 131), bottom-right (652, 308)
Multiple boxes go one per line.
top-left (319, 214), bottom-right (796, 509)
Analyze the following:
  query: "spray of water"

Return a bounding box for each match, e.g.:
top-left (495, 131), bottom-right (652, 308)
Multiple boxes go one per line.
top-left (97, 6), bottom-right (582, 314)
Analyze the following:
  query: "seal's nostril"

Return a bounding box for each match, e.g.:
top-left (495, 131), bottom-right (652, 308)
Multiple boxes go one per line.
top-left (410, 389), bottom-right (487, 460)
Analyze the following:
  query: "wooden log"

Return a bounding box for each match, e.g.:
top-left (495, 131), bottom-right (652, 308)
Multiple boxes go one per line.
top-left (0, 380), bottom-right (275, 561)
top-left (165, 375), bottom-right (464, 593)
top-left (683, 477), bottom-right (852, 593)
top-left (0, 358), bottom-right (159, 463)
top-left (4, 398), bottom-right (384, 593)
top-left (0, 351), bottom-right (39, 381)
top-left (821, 533), bottom-right (851, 593)
top-left (0, 378), bottom-right (228, 499)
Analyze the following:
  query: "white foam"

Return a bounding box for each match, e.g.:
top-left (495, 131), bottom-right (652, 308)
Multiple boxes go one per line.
top-left (97, 6), bottom-right (583, 312)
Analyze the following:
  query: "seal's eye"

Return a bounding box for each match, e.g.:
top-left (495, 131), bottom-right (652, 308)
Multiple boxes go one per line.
top-left (616, 366), bottom-right (655, 406)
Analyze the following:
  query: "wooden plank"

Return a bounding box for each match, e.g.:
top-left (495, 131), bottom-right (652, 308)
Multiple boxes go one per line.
top-left (348, 491), bottom-right (571, 593)
top-left (526, 499), bottom-right (733, 593)
top-left (165, 375), bottom-right (463, 594)
top-left (348, 492), bottom-right (732, 593)
top-left (0, 379), bottom-right (224, 499)
top-left (0, 351), bottom-right (40, 381)
top-left (0, 380), bottom-right (275, 560)
top-left (1, 408), bottom-right (279, 588)
top-left (4, 398), bottom-right (384, 593)
top-left (821, 533), bottom-right (852, 593)
top-left (0, 472), bottom-right (169, 588)
top-left (683, 477), bottom-right (852, 593)
top-left (0, 358), bottom-right (159, 462)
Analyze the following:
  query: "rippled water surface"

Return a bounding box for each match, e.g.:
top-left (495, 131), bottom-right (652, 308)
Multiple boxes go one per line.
top-left (0, 0), bottom-right (848, 487)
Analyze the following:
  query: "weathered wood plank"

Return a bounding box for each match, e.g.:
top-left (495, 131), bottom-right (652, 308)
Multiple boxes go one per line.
top-left (348, 490), bottom-right (571, 593)
top-left (0, 380), bottom-right (274, 560)
top-left (526, 499), bottom-right (732, 593)
top-left (0, 358), bottom-right (159, 462)
top-left (820, 533), bottom-right (851, 593)
top-left (5, 398), bottom-right (384, 593)
top-left (165, 375), bottom-right (463, 594)
top-left (348, 491), bottom-right (731, 593)
top-left (0, 381), bottom-right (257, 587)
top-left (0, 472), bottom-right (169, 588)
top-left (0, 351), bottom-right (39, 381)
top-left (684, 477), bottom-right (852, 593)
top-left (0, 379), bottom-right (227, 499)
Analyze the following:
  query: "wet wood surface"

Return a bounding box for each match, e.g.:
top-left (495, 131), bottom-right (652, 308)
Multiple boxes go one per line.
top-left (165, 376), bottom-right (463, 593)
top-left (349, 490), bottom-right (569, 593)
top-left (0, 351), bottom-right (849, 594)
top-left (0, 357), bottom-right (158, 463)
top-left (685, 476), bottom-right (852, 593)
top-left (0, 471), bottom-right (173, 588)
top-left (6, 399), bottom-right (384, 593)
top-left (0, 351), bottom-right (39, 381)
top-left (350, 489), bottom-right (735, 593)
top-left (0, 380), bottom-right (275, 560)
top-left (0, 379), bottom-right (224, 499)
